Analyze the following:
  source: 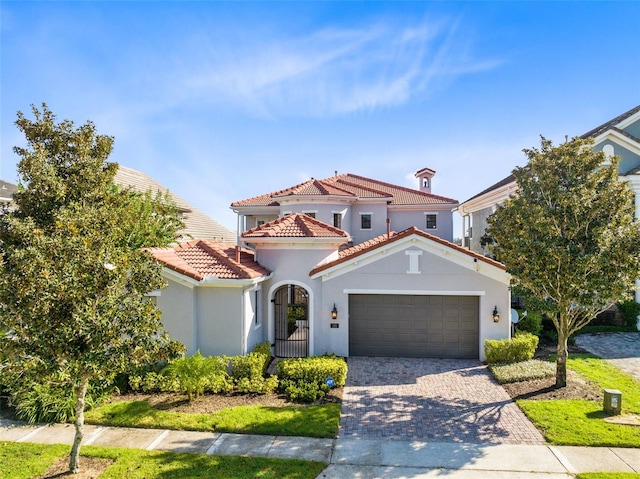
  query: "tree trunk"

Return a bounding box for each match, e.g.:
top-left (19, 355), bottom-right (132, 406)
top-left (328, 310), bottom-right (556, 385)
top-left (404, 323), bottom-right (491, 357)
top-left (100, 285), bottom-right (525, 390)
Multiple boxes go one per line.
top-left (70, 378), bottom-right (88, 474)
top-left (556, 330), bottom-right (569, 388)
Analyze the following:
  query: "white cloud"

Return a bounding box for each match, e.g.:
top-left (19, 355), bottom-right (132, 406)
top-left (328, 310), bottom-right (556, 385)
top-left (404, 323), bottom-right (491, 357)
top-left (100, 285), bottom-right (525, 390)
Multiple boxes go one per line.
top-left (169, 15), bottom-right (501, 118)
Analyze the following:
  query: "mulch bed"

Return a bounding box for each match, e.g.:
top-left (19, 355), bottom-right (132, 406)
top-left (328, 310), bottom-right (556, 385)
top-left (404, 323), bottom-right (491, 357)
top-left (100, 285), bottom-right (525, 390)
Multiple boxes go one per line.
top-left (501, 339), bottom-right (603, 401)
top-left (112, 387), bottom-right (343, 414)
top-left (37, 456), bottom-right (113, 479)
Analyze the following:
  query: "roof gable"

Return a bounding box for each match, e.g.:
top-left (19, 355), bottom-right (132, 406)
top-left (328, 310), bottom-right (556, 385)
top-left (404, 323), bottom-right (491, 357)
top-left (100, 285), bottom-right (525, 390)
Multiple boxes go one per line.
top-left (148, 240), bottom-right (270, 281)
top-left (242, 213), bottom-right (349, 239)
top-left (310, 226), bottom-right (507, 282)
top-left (581, 105), bottom-right (640, 140)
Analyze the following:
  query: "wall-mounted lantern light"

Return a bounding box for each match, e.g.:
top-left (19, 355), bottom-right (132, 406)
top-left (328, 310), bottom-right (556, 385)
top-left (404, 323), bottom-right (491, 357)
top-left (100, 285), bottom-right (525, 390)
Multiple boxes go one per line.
top-left (331, 304), bottom-right (338, 320)
top-left (492, 306), bottom-right (500, 323)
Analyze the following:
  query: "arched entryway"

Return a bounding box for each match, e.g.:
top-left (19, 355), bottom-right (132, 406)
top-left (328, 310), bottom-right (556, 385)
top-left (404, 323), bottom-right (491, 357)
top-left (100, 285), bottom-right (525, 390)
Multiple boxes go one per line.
top-left (273, 284), bottom-right (309, 357)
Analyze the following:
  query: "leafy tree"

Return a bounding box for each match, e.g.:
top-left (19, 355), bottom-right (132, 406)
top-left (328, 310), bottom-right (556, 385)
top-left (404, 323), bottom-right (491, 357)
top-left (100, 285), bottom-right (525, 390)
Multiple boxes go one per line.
top-left (487, 136), bottom-right (640, 387)
top-left (0, 104), bottom-right (185, 473)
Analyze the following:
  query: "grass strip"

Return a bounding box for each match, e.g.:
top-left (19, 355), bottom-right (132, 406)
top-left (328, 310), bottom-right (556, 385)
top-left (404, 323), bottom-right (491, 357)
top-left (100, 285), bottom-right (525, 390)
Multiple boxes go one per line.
top-left (0, 442), bottom-right (70, 479)
top-left (86, 400), bottom-right (341, 438)
top-left (0, 442), bottom-right (325, 479)
top-left (518, 354), bottom-right (640, 447)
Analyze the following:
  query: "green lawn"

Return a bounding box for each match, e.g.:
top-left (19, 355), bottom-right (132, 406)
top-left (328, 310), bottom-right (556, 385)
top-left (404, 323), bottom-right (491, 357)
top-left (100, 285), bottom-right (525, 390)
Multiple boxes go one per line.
top-left (517, 354), bottom-right (640, 447)
top-left (85, 400), bottom-right (341, 438)
top-left (0, 442), bottom-right (326, 479)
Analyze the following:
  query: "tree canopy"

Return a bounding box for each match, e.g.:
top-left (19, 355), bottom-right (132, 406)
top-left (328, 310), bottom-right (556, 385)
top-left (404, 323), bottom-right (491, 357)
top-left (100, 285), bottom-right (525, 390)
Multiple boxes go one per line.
top-left (487, 135), bottom-right (640, 387)
top-left (0, 104), bottom-right (185, 472)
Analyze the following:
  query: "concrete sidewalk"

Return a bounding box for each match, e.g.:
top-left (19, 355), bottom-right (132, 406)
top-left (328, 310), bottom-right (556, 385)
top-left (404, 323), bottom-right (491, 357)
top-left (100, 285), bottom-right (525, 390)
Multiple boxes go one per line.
top-left (0, 419), bottom-right (333, 463)
top-left (2, 419), bottom-right (640, 478)
top-left (323, 437), bottom-right (640, 478)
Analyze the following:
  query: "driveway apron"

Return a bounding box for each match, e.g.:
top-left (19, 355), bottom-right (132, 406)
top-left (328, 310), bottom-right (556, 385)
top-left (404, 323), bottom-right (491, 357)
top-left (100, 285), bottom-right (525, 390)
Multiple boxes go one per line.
top-left (339, 357), bottom-right (544, 444)
top-left (575, 332), bottom-right (640, 381)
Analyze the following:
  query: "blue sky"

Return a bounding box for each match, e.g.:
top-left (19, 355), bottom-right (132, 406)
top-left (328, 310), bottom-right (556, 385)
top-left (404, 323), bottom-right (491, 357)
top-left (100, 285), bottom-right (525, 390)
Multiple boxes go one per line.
top-left (2, 1), bottom-right (639, 236)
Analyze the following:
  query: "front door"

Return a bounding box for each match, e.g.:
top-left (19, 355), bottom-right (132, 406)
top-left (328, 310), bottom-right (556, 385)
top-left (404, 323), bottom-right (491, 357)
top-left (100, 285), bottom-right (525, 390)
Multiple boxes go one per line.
top-left (274, 285), bottom-right (309, 357)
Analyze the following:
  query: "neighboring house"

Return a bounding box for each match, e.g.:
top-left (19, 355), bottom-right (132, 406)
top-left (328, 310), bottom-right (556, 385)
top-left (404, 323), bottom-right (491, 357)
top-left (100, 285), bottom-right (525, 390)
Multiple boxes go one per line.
top-left (115, 165), bottom-right (236, 244)
top-left (0, 180), bottom-right (17, 209)
top-left (150, 169), bottom-right (511, 361)
top-left (457, 104), bottom-right (640, 257)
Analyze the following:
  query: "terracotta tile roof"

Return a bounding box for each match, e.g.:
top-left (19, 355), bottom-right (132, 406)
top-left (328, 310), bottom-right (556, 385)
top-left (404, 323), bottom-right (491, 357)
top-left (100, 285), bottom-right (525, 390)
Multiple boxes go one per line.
top-left (326, 174), bottom-right (458, 205)
top-left (231, 173), bottom-right (458, 208)
top-left (580, 104), bottom-right (640, 139)
top-left (310, 226), bottom-right (505, 276)
top-left (272, 179), bottom-right (356, 198)
top-left (148, 240), bottom-right (270, 281)
top-left (242, 213), bottom-right (349, 239)
top-left (115, 165), bottom-right (236, 244)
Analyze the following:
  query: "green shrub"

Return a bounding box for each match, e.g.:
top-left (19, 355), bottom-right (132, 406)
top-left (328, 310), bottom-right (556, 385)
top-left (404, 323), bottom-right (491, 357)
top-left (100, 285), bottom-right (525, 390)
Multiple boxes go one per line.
top-left (617, 300), bottom-right (640, 329)
top-left (163, 351), bottom-right (232, 400)
top-left (235, 375), bottom-right (278, 394)
top-left (276, 355), bottom-right (347, 402)
top-left (11, 381), bottom-right (110, 424)
top-left (230, 351), bottom-right (276, 394)
top-left (252, 341), bottom-right (273, 372)
top-left (230, 352), bottom-right (267, 381)
top-left (488, 359), bottom-right (555, 384)
top-left (516, 311), bottom-right (543, 336)
top-left (484, 332), bottom-right (539, 364)
top-left (280, 380), bottom-right (329, 403)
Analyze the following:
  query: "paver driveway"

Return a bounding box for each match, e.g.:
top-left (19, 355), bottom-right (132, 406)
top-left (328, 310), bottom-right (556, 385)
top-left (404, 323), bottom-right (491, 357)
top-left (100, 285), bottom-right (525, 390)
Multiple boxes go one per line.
top-left (575, 332), bottom-right (640, 381)
top-left (339, 357), bottom-right (544, 444)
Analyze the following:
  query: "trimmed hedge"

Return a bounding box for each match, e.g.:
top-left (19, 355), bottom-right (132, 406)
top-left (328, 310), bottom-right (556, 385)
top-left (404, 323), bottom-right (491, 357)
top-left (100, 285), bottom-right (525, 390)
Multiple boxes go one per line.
top-left (276, 355), bottom-right (347, 402)
top-left (489, 359), bottom-right (555, 384)
top-left (484, 332), bottom-right (538, 364)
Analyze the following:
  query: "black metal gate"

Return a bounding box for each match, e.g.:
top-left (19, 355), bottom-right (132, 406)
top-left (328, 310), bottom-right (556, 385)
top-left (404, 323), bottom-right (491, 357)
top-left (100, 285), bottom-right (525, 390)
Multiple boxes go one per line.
top-left (274, 285), bottom-right (309, 357)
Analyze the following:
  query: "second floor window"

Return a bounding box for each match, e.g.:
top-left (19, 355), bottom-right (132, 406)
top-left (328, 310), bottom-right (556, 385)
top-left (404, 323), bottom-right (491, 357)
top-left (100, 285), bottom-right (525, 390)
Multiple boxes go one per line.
top-left (426, 214), bottom-right (437, 229)
top-left (304, 212), bottom-right (316, 218)
top-left (361, 213), bottom-right (372, 229)
top-left (333, 213), bottom-right (342, 229)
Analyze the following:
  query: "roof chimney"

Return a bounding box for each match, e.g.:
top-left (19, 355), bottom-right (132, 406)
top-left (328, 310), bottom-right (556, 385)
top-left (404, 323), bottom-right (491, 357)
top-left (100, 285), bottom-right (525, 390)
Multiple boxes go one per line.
top-left (415, 168), bottom-right (436, 194)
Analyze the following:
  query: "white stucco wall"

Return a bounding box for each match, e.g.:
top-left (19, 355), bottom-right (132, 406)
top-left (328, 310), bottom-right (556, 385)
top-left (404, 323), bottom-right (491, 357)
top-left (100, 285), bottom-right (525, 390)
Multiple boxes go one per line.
top-left (349, 202), bottom-right (390, 245)
top-left (156, 277), bottom-right (196, 354)
top-left (388, 207), bottom-right (455, 242)
top-left (244, 286), bottom-right (267, 353)
top-left (195, 287), bottom-right (243, 357)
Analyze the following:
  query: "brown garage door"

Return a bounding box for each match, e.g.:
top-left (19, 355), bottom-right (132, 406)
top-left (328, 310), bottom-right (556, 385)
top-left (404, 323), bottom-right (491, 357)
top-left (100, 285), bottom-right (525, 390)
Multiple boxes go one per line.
top-left (349, 295), bottom-right (479, 358)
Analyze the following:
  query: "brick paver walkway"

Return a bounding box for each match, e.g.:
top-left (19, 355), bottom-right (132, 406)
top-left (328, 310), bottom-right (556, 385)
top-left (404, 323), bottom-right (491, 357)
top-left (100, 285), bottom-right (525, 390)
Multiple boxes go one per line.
top-left (575, 332), bottom-right (640, 381)
top-left (339, 357), bottom-right (545, 444)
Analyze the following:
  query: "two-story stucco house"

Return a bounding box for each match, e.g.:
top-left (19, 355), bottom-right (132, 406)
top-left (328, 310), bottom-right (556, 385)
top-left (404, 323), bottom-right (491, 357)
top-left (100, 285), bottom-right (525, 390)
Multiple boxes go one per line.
top-left (150, 169), bottom-right (511, 361)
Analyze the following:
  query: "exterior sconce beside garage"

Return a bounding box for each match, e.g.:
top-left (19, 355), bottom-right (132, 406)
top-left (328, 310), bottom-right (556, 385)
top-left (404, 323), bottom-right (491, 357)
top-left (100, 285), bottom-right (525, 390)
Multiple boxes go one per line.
top-left (331, 304), bottom-right (338, 320)
top-left (492, 306), bottom-right (500, 323)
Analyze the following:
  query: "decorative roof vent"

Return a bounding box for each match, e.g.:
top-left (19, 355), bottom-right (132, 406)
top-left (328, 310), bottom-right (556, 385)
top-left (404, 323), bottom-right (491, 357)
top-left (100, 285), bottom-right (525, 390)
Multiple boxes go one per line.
top-left (415, 168), bottom-right (436, 193)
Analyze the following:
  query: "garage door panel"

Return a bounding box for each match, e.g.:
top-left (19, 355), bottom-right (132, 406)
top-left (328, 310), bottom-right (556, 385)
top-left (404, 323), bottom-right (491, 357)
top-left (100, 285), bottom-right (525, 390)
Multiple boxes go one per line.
top-left (349, 295), bottom-right (479, 359)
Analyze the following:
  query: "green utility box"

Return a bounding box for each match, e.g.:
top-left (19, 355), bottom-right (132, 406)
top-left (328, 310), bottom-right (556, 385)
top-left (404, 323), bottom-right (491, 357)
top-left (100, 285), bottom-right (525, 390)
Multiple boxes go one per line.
top-left (603, 389), bottom-right (622, 415)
